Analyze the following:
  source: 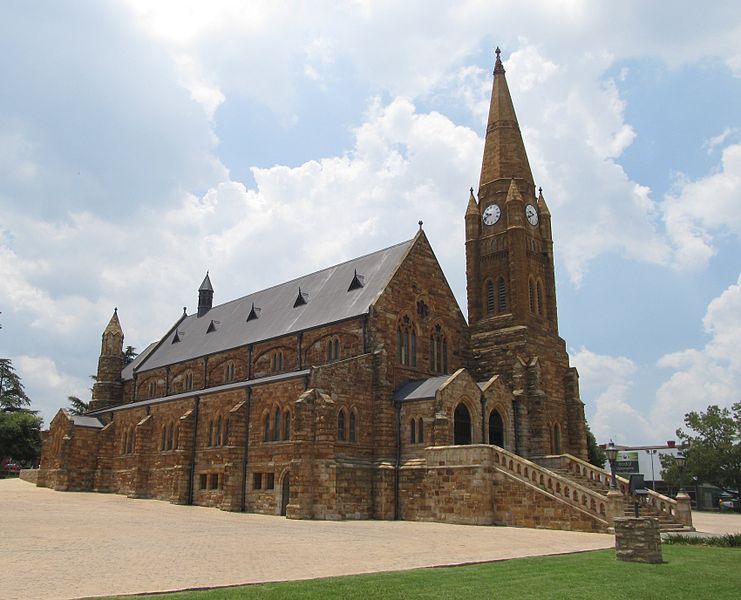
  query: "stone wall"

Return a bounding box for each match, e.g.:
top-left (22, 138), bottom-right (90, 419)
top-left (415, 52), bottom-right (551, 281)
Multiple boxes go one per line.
top-left (614, 517), bottom-right (663, 563)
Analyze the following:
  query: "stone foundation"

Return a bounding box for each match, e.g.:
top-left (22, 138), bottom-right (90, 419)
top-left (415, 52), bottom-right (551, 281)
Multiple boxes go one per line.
top-left (614, 517), bottom-right (662, 563)
top-left (19, 469), bottom-right (39, 484)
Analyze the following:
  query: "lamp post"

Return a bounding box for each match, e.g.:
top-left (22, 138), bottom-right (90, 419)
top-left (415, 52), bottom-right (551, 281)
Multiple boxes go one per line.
top-left (606, 440), bottom-right (618, 490)
top-left (675, 451), bottom-right (686, 494)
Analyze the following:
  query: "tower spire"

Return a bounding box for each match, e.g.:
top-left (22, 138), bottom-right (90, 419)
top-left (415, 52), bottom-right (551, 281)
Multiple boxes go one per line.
top-left (198, 272), bottom-right (214, 317)
top-left (479, 47), bottom-right (534, 193)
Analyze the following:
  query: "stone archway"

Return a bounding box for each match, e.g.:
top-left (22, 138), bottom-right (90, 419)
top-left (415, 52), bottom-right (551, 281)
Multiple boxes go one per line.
top-left (280, 472), bottom-right (290, 516)
top-left (454, 403), bottom-right (472, 445)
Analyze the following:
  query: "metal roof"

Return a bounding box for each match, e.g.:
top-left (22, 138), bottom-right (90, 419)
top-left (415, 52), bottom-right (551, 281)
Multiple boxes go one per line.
top-left (71, 415), bottom-right (104, 428)
top-left (122, 341), bottom-right (158, 381)
top-left (135, 238), bottom-right (414, 373)
top-left (394, 375), bottom-right (452, 402)
top-left (88, 369), bottom-right (310, 415)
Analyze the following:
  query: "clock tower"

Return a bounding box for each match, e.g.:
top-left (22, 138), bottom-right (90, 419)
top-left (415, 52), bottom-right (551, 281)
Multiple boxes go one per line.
top-left (465, 48), bottom-right (587, 459)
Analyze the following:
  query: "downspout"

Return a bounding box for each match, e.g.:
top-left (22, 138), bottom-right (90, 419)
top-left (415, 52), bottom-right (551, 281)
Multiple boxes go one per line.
top-left (187, 396), bottom-right (200, 505)
top-left (240, 387), bottom-right (251, 512)
top-left (394, 400), bottom-right (401, 520)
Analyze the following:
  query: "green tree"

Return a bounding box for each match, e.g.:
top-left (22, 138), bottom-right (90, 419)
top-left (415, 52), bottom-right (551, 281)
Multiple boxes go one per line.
top-left (124, 346), bottom-right (138, 365)
top-left (0, 358), bottom-right (31, 410)
top-left (67, 395), bottom-right (90, 416)
top-left (586, 422), bottom-right (606, 468)
top-left (665, 403), bottom-right (741, 494)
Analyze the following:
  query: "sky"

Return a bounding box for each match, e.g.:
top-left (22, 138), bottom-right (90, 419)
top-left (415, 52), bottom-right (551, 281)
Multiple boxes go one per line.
top-left (1, 1), bottom-right (740, 446)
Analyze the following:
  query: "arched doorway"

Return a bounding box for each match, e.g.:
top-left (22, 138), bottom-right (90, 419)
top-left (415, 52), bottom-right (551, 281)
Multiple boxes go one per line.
top-left (489, 409), bottom-right (504, 447)
top-left (280, 473), bottom-right (290, 516)
top-left (454, 403), bottom-right (472, 445)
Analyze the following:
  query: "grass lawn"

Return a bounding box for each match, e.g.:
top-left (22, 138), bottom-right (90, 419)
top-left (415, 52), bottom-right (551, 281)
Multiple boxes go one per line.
top-left (113, 546), bottom-right (740, 600)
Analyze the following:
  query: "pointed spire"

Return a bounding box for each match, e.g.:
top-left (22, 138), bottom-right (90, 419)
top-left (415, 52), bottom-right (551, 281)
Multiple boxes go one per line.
top-left (197, 272), bottom-right (213, 317)
top-left (104, 308), bottom-right (123, 336)
top-left (199, 271), bottom-right (213, 292)
top-left (466, 187), bottom-right (479, 215)
top-left (479, 47), bottom-right (535, 191)
top-left (537, 186), bottom-right (550, 216)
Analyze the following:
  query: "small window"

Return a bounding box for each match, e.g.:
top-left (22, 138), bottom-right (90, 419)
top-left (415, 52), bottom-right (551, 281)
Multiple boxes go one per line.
top-left (216, 416), bottom-right (222, 447)
top-left (338, 409), bottom-right (346, 441)
top-left (497, 277), bottom-right (507, 312)
top-left (273, 407), bottom-right (281, 442)
top-left (271, 351), bottom-right (284, 373)
top-left (167, 423), bottom-right (174, 450)
top-left (486, 280), bottom-right (495, 314)
top-left (349, 410), bottom-right (356, 443)
top-left (253, 473), bottom-right (262, 490)
top-left (410, 419), bottom-right (416, 444)
top-left (185, 372), bottom-right (194, 391)
top-left (418, 418), bottom-right (424, 443)
top-left (223, 418), bottom-right (230, 446)
top-left (199, 474), bottom-right (208, 490)
top-left (283, 411), bottom-right (291, 441)
top-left (209, 473), bottom-right (219, 490)
top-left (225, 361), bottom-right (236, 382)
top-left (263, 413), bottom-right (270, 442)
top-left (148, 381), bottom-right (156, 397)
top-left (266, 473), bottom-right (275, 490)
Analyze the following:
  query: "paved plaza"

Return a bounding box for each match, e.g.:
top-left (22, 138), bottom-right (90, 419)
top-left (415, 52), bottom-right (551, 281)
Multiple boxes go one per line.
top-left (2, 479), bottom-right (740, 600)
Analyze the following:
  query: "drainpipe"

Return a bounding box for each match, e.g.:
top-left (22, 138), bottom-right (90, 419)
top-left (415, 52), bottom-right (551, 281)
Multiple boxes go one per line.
top-left (240, 387), bottom-right (251, 512)
top-left (394, 401), bottom-right (401, 520)
top-left (187, 396), bottom-right (200, 505)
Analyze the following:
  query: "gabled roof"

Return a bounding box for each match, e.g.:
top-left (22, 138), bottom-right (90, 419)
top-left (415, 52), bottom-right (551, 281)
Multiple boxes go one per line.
top-left (134, 238), bottom-right (415, 373)
top-left (122, 341), bottom-right (158, 381)
top-left (71, 415), bottom-right (104, 429)
top-left (394, 375), bottom-right (452, 402)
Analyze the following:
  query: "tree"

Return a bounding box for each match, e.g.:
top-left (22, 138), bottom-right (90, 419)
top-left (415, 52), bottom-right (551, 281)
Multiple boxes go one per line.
top-left (0, 358), bottom-right (31, 411)
top-left (124, 346), bottom-right (138, 365)
top-left (666, 403), bottom-right (741, 495)
top-left (586, 421), bottom-right (606, 468)
top-left (67, 396), bottom-right (90, 416)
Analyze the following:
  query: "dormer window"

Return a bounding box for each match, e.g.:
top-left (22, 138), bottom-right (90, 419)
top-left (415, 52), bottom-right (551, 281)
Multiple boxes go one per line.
top-left (172, 330), bottom-right (181, 343)
top-left (294, 287), bottom-right (308, 307)
top-left (348, 269), bottom-right (365, 291)
top-left (247, 302), bottom-right (261, 322)
top-left (206, 320), bottom-right (218, 333)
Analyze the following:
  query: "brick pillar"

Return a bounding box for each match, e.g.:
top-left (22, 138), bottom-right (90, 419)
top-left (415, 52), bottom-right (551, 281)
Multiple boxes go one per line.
top-left (614, 517), bottom-right (662, 563)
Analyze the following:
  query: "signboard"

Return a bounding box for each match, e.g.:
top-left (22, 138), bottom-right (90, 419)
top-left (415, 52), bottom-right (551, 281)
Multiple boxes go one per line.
top-left (615, 451), bottom-right (639, 476)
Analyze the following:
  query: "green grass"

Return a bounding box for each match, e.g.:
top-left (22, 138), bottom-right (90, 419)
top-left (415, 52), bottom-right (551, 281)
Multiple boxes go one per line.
top-left (112, 546), bottom-right (741, 600)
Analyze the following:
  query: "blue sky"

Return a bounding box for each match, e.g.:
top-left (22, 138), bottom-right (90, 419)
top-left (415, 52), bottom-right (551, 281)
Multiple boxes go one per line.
top-left (1, 1), bottom-right (740, 445)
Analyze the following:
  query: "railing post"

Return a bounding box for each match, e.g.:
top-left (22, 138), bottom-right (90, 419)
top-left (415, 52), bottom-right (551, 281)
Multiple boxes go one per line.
top-left (675, 490), bottom-right (693, 528)
top-left (606, 488), bottom-right (624, 529)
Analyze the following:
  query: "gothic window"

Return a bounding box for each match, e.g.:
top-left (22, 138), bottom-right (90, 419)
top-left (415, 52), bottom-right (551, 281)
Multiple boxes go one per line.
top-left (283, 411), bottom-right (291, 441)
top-left (148, 381), bottom-right (156, 398)
top-left (160, 426), bottom-right (166, 451)
top-left (173, 425), bottom-right (179, 450)
top-left (271, 351), bottom-right (284, 373)
top-left (497, 277), bottom-right (507, 312)
top-left (536, 280), bottom-right (544, 317)
top-left (410, 418), bottom-right (416, 444)
top-left (338, 409), bottom-right (346, 441)
top-left (263, 413), bottom-right (270, 442)
top-left (454, 403), bottom-right (472, 445)
top-left (486, 280), bottom-right (495, 314)
top-left (489, 409), bottom-right (504, 446)
top-left (529, 277), bottom-right (536, 314)
top-left (273, 407), bottom-right (281, 442)
top-left (418, 418), bottom-right (424, 443)
top-left (349, 410), bottom-right (356, 442)
top-left (416, 300), bottom-right (429, 319)
top-left (223, 418), bottom-right (229, 446)
top-left (225, 361), bottom-right (236, 382)
top-left (396, 316), bottom-right (417, 367)
top-left (327, 337), bottom-right (341, 362)
top-left (552, 423), bottom-right (562, 454)
top-left (216, 416), bottom-right (223, 447)
top-left (429, 324), bottom-right (448, 374)
top-left (167, 423), bottom-right (174, 450)
top-left (209, 473), bottom-right (219, 490)
top-left (207, 420), bottom-right (214, 447)
top-left (184, 371), bottom-right (194, 391)
top-left (127, 429), bottom-right (135, 454)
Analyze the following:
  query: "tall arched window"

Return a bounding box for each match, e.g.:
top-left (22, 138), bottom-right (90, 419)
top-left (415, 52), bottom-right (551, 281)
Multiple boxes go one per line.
top-left (497, 277), bottom-right (507, 312)
top-left (167, 423), bottom-right (174, 450)
top-left (397, 316), bottom-right (416, 367)
top-left (161, 426), bottom-right (167, 451)
top-left (283, 411), bottom-right (291, 441)
top-left (216, 416), bottom-right (223, 447)
top-left (489, 409), bottom-right (504, 446)
top-left (429, 324), bottom-right (448, 374)
top-left (349, 410), bottom-right (356, 442)
top-left (273, 407), bottom-right (281, 442)
top-left (410, 418), bottom-right (416, 444)
top-left (174, 424), bottom-right (179, 450)
top-left (263, 413), bottom-right (270, 442)
top-left (184, 371), bottom-right (194, 391)
top-left (418, 418), bottom-right (424, 444)
top-left (225, 361), bottom-right (236, 382)
top-left (454, 403), bottom-right (472, 445)
top-left (486, 280), bottom-right (495, 314)
top-left (223, 418), bottom-right (229, 446)
top-left (536, 280), bottom-right (544, 317)
top-left (207, 420), bottom-right (214, 447)
top-left (529, 277), bottom-right (536, 314)
top-left (338, 409), bottom-right (346, 441)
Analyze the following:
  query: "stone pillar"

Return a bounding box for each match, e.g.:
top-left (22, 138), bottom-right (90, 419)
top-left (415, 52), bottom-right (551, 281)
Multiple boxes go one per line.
top-left (675, 491), bottom-right (693, 528)
top-left (606, 489), bottom-right (625, 529)
top-left (614, 517), bottom-right (662, 563)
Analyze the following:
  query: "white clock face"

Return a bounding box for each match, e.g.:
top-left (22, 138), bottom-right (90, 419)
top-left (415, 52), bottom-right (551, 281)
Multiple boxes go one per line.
top-left (482, 204), bottom-right (501, 226)
top-left (525, 204), bottom-right (539, 226)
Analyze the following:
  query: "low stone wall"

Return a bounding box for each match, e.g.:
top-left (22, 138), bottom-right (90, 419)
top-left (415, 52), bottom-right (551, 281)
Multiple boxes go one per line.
top-left (614, 517), bottom-right (662, 563)
top-left (19, 469), bottom-right (39, 484)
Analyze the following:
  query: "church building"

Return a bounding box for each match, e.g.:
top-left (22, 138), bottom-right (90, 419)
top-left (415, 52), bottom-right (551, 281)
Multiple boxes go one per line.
top-left (38, 50), bottom-right (689, 532)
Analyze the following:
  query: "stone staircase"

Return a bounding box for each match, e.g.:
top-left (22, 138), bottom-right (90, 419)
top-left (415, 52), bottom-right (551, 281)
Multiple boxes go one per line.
top-left (535, 454), bottom-right (693, 532)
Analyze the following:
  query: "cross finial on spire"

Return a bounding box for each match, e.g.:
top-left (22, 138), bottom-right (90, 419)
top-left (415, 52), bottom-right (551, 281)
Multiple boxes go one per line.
top-left (495, 46), bottom-right (501, 58)
top-left (418, 220), bottom-right (423, 230)
top-left (470, 186), bottom-right (474, 194)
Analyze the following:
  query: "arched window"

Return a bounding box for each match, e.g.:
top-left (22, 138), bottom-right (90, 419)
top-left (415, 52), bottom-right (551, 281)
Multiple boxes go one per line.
top-left (283, 411), bottom-right (291, 440)
top-left (552, 423), bottom-right (562, 454)
top-left (454, 403), bottom-right (472, 445)
top-left (263, 413), bottom-right (270, 442)
top-left (397, 316), bottom-right (416, 367)
top-left (410, 418), bottom-right (416, 444)
top-left (349, 410), bottom-right (356, 442)
top-left (489, 409), bottom-right (504, 446)
top-left (167, 423), bottom-right (174, 450)
top-left (161, 426), bottom-right (166, 451)
top-left (418, 417), bottom-right (424, 444)
top-left (225, 361), bottom-right (236, 382)
top-left (429, 324), bottom-right (448, 374)
top-left (529, 277), bottom-right (536, 314)
top-left (496, 277), bottom-right (506, 313)
top-left (327, 337), bottom-right (341, 362)
top-left (127, 429), bottom-right (135, 454)
top-left (184, 371), bottom-right (194, 391)
top-left (207, 420), bottom-right (213, 447)
top-left (486, 280), bottom-right (495, 314)
top-left (174, 425), bottom-right (179, 450)
top-left (149, 381), bottom-right (156, 398)
top-left (273, 407), bottom-right (281, 442)
top-left (223, 418), bottom-right (230, 446)
top-left (338, 409), bottom-right (346, 441)
top-left (216, 416), bottom-right (222, 447)
top-left (536, 280), bottom-right (544, 317)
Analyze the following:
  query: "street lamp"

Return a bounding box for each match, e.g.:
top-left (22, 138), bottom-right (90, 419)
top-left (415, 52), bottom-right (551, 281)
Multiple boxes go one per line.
top-left (606, 440), bottom-right (618, 490)
top-left (675, 451), bottom-right (686, 494)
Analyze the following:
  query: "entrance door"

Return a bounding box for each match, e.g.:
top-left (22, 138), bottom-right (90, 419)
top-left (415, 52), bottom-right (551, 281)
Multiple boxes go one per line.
top-left (280, 473), bottom-right (290, 516)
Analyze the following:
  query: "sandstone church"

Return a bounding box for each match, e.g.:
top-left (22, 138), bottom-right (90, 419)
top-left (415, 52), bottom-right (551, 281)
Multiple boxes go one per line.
top-left (38, 50), bottom-right (689, 532)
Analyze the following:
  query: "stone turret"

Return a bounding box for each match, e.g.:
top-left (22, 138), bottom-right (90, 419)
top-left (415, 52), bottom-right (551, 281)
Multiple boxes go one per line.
top-left (89, 309), bottom-right (125, 411)
top-left (197, 272), bottom-right (213, 318)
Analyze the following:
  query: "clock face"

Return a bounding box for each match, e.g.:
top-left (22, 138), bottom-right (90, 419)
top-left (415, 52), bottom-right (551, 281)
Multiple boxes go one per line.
top-left (482, 204), bottom-right (501, 226)
top-left (525, 204), bottom-right (539, 226)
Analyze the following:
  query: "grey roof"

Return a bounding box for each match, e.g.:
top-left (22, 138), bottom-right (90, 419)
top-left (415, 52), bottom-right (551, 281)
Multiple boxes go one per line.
top-left (88, 369), bottom-right (310, 415)
top-left (122, 341), bottom-right (158, 381)
top-left (394, 375), bottom-right (451, 402)
top-left (71, 415), bottom-right (104, 428)
top-left (135, 238), bottom-right (415, 373)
